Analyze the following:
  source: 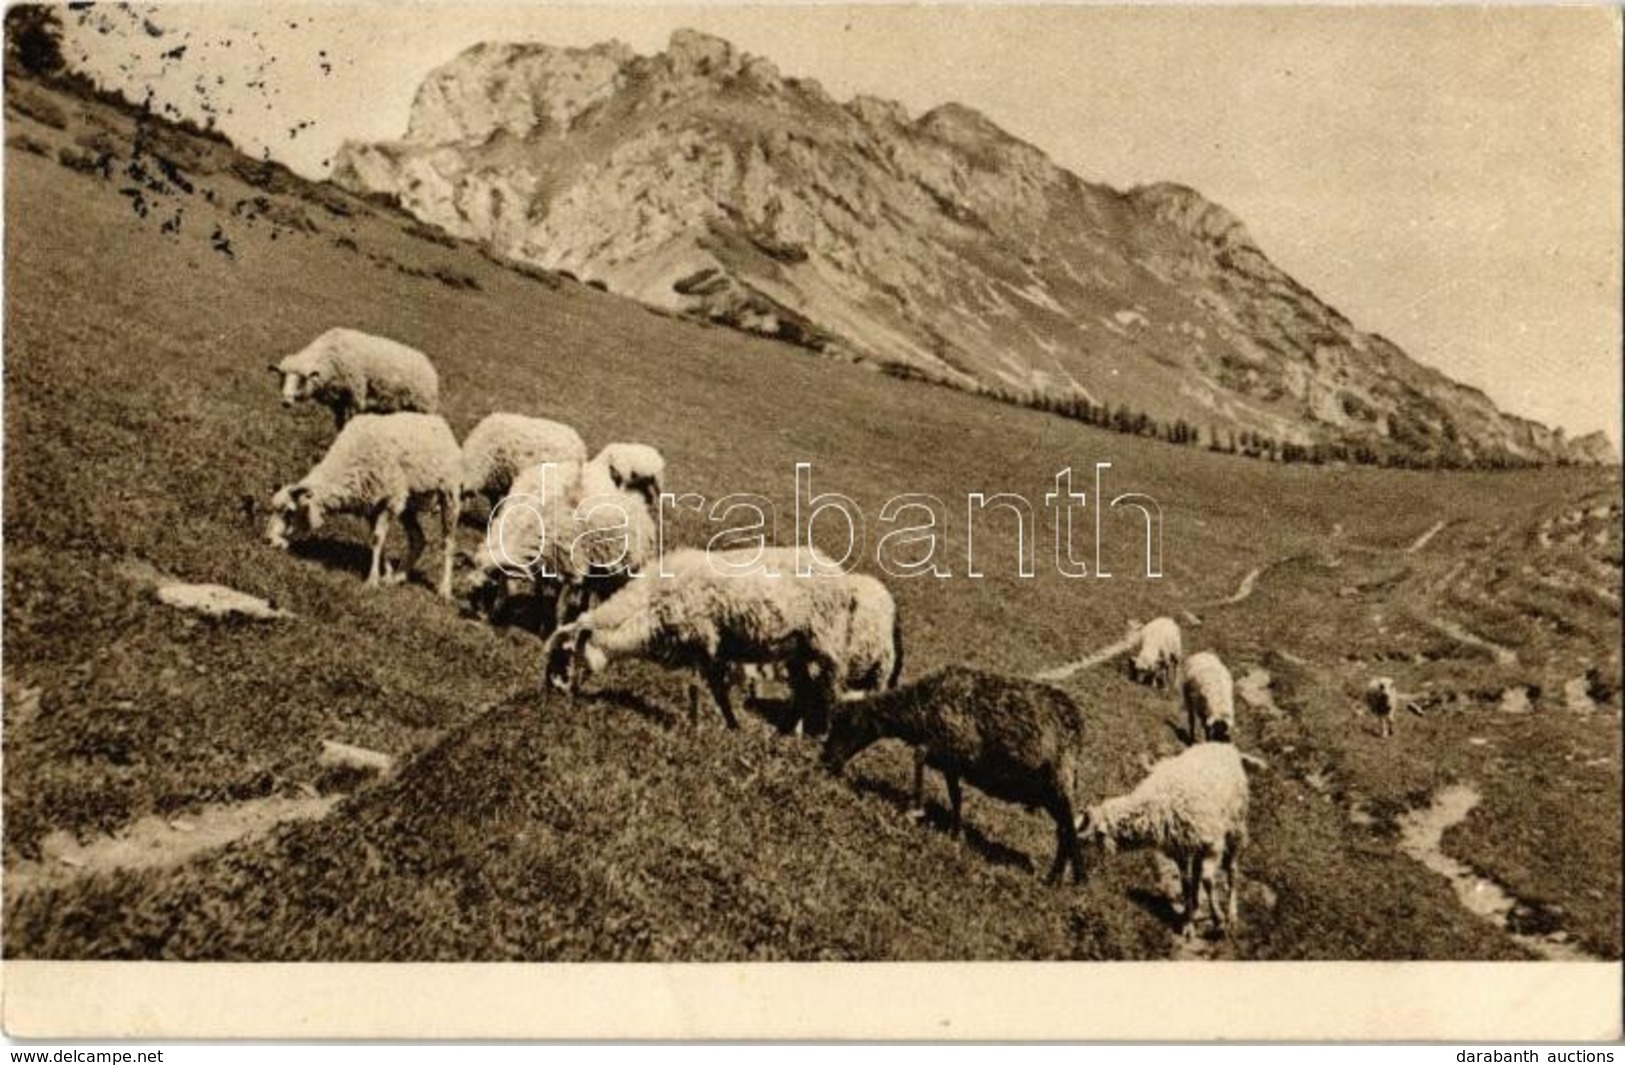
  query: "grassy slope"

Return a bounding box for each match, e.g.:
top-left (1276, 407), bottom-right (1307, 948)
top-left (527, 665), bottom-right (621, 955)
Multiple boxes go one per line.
top-left (2, 81), bottom-right (1617, 960)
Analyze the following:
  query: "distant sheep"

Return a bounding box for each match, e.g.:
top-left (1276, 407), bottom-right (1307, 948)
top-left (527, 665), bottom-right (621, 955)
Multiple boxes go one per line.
top-left (270, 328), bottom-right (440, 429)
top-left (587, 442), bottom-right (667, 508)
top-left (1078, 742), bottom-right (1250, 938)
top-left (265, 412), bottom-right (461, 597)
top-left (822, 665), bottom-right (1087, 886)
top-left (1182, 651), bottom-right (1236, 744)
top-left (543, 546), bottom-right (901, 732)
top-left (462, 461), bottom-right (655, 630)
top-left (1363, 676), bottom-right (1424, 738)
top-left (460, 413), bottom-right (588, 508)
top-left (1127, 616), bottom-right (1183, 691)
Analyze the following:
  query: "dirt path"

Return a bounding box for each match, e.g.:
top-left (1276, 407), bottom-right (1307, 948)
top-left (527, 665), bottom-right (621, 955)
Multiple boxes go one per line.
top-left (6, 794), bottom-right (341, 895)
top-left (1405, 520), bottom-right (1448, 554)
top-left (1194, 566), bottom-right (1263, 609)
top-left (1397, 785), bottom-right (1598, 961)
top-left (1422, 616), bottom-right (1518, 666)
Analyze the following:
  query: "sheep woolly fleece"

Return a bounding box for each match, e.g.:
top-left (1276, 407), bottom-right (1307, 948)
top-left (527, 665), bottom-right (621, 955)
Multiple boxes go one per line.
top-left (278, 328), bottom-right (440, 420)
top-left (461, 413), bottom-right (588, 502)
top-left (1132, 616), bottom-right (1183, 683)
top-left (1182, 650), bottom-right (1236, 742)
top-left (280, 412), bottom-right (461, 520)
top-left (822, 665), bottom-right (1086, 884)
top-left (554, 546), bottom-right (898, 698)
top-left (474, 462), bottom-right (655, 584)
top-left (590, 442), bottom-right (667, 500)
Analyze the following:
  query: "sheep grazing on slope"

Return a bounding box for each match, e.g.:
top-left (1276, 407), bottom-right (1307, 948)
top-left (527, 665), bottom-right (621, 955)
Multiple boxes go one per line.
top-left (1182, 651), bottom-right (1236, 744)
top-left (1362, 676), bottom-right (1424, 737)
top-left (459, 413), bottom-right (588, 509)
top-left (587, 442), bottom-right (667, 509)
top-left (1127, 616), bottom-right (1183, 691)
top-left (822, 665), bottom-right (1088, 886)
top-left (462, 461), bottom-right (655, 631)
top-left (265, 412), bottom-right (461, 598)
top-left (270, 328), bottom-right (440, 430)
top-left (542, 547), bottom-right (902, 732)
top-left (1077, 742), bottom-right (1250, 938)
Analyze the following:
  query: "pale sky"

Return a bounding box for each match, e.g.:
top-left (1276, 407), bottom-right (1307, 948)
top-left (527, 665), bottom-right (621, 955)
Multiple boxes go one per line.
top-left (66, 3), bottom-right (1623, 447)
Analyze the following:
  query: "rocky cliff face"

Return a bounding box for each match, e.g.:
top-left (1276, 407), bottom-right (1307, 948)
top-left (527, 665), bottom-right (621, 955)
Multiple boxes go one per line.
top-left (333, 30), bottom-right (1613, 466)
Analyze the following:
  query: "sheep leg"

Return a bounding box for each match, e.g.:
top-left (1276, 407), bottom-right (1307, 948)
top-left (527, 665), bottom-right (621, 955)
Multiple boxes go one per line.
top-left (908, 747), bottom-right (928, 821)
top-left (1180, 855), bottom-right (1201, 939)
top-left (789, 653), bottom-right (839, 737)
top-left (366, 508), bottom-right (393, 587)
top-left (399, 508), bottom-right (427, 586)
top-left (437, 489), bottom-right (459, 599)
top-left (945, 773), bottom-right (964, 840)
top-left (705, 661), bottom-right (741, 730)
top-left (1201, 851), bottom-right (1224, 935)
top-left (1055, 798), bottom-right (1084, 886)
top-left (1222, 837), bottom-right (1242, 931)
top-left (1049, 801), bottom-right (1082, 886)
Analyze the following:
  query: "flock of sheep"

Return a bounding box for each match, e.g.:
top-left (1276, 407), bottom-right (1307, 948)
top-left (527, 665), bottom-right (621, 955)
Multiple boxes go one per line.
top-left (265, 327), bottom-right (1265, 941)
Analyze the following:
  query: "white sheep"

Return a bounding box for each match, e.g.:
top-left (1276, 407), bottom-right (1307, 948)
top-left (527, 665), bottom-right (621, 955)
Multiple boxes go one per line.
top-left (265, 412), bottom-right (461, 597)
top-left (1077, 742), bottom-right (1250, 939)
top-left (459, 413), bottom-right (589, 509)
top-left (270, 328), bottom-right (440, 430)
top-left (585, 442), bottom-right (667, 509)
top-left (1127, 616), bottom-right (1183, 691)
top-left (542, 546), bottom-right (902, 732)
top-left (1182, 650), bottom-right (1236, 744)
top-left (463, 461), bottom-right (656, 630)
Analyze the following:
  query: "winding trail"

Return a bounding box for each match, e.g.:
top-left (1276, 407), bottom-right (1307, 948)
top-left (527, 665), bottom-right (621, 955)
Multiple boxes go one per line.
top-left (1397, 785), bottom-right (1598, 961)
top-left (1033, 632), bottom-right (1140, 683)
top-left (1423, 616), bottom-right (1518, 666)
top-left (1405, 520), bottom-right (1449, 554)
top-left (1035, 558), bottom-right (1281, 682)
top-left (1198, 566), bottom-right (1263, 608)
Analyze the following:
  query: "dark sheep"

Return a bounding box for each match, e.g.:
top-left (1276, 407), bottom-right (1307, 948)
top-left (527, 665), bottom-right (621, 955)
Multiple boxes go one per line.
top-left (821, 664), bottom-right (1088, 885)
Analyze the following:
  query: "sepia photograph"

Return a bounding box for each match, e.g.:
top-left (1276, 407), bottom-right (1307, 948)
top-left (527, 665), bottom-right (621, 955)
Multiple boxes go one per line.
top-left (1, 0), bottom-right (1620, 1041)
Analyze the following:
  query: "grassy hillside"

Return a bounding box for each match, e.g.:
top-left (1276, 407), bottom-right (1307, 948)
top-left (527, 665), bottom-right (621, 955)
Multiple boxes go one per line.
top-left (3, 77), bottom-right (1618, 960)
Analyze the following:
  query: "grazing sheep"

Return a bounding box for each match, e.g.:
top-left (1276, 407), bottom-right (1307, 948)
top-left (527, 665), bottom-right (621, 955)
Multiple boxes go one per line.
top-left (1077, 742), bottom-right (1250, 938)
top-left (1362, 676), bottom-right (1424, 737)
top-left (821, 665), bottom-right (1087, 886)
top-left (459, 413), bottom-right (588, 508)
top-left (543, 546), bottom-right (901, 732)
top-left (587, 442), bottom-right (667, 509)
top-left (270, 328), bottom-right (440, 430)
top-left (1182, 651), bottom-right (1236, 744)
top-left (1127, 616), bottom-right (1183, 691)
top-left (265, 412), bottom-right (461, 597)
top-left (462, 461), bottom-right (655, 630)
top-left (1365, 677), bottom-right (1397, 737)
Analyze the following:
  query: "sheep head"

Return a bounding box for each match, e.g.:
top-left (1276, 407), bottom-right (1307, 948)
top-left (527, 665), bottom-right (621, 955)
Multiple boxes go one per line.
top-left (1075, 808), bottom-right (1118, 855)
top-left (542, 624), bottom-right (602, 697)
top-left (265, 484), bottom-right (321, 547)
top-left (820, 700), bottom-right (882, 773)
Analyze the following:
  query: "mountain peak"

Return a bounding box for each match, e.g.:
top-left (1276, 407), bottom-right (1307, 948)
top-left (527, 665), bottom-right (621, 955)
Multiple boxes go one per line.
top-left (664, 28), bottom-right (739, 79)
top-left (332, 33), bottom-right (1607, 468)
top-left (1127, 182), bottom-right (1260, 257)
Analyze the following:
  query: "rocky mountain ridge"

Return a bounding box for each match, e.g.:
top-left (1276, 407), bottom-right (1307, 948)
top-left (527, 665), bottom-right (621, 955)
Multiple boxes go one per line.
top-left (333, 29), bottom-right (1616, 467)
